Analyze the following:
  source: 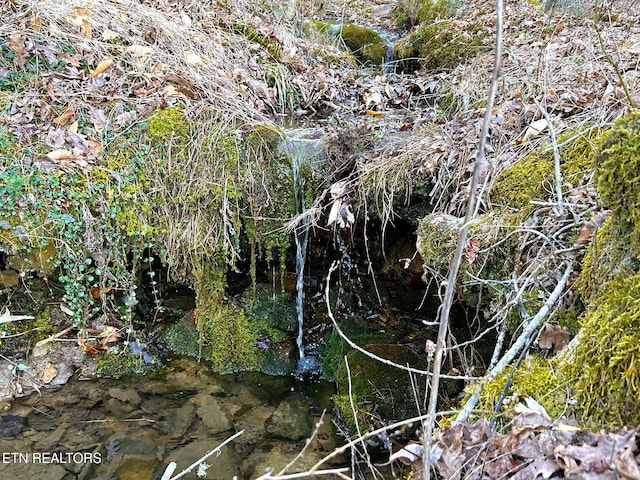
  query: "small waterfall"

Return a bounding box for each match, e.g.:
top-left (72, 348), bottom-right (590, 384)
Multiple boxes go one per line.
top-left (279, 128), bottom-right (325, 370)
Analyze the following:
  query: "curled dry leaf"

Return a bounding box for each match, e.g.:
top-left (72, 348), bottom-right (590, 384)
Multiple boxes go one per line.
top-left (89, 58), bottom-right (113, 77)
top-left (575, 209), bottom-right (612, 245)
top-left (52, 108), bottom-right (75, 125)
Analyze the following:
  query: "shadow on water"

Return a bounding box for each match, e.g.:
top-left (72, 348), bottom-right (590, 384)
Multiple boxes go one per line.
top-left (0, 357), bottom-right (342, 480)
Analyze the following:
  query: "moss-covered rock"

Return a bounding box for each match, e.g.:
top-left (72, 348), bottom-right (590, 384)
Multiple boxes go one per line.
top-left (472, 354), bottom-right (567, 421)
top-left (395, 0), bottom-right (456, 28)
top-left (491, 128), bottom-right (600, 219)
top-left (394, 20), bottom-right (488, 72)
top-left (596, 111), bottom-right (640, 252)
top-left (317, 23), bottom-right (386, 66)
top-left (560, 273), bottom-right (640, 427)
top-left (334, 344), bottom-right (426, 431)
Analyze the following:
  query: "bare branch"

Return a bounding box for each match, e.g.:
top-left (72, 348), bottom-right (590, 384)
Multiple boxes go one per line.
top-left (423, 0), bottom-right (505, 478)
top-left (454, 261), bottom-right (572, 425)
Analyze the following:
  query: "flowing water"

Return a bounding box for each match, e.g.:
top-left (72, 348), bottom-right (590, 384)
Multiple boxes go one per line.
top-left (279, 129), bottom-right (326, 372)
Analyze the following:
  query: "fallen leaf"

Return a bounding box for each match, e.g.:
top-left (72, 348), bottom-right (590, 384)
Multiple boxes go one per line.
top-left (388, 443), bottom-right (423, 465)
top-left (53, 108), bottom-right (75, 125)
top-left (537, 323), bottom-right (571, 352)
top-left (575, 210), bottom-right (612, 245)
top-left (366, 109), bottom-right (383, 117)
top-left (89, 58), bottom-right (113, 77)
top-left (465, 238), bottom-right (481, 264)
top-left (522, 118), bottom-right (550, 143)
top-left (45, 149), bottom-right (77, 161)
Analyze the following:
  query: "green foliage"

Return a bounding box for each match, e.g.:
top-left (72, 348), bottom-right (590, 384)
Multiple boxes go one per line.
top-left (394, 20), bottom-right (488, 72)
top-left (561, 273), bottom-right (640, 427)
top-left (162, 317), bottom-right (204, 358)
top-left (97, 347), bottom-right (158, 378)
top-left (596, 111), bottom-right (640, 252)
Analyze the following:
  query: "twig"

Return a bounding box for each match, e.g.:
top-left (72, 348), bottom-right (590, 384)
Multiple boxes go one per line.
top-left (454, 261), bottom-right (572, 425)
top-left (165, 429), bottom-right (244, 480)
top-left (423, 0), bottom-right (505, 478)
top-left (324, 262), bottom-right (478, 381)
top-left (533, 98), bottom-right (564, 216)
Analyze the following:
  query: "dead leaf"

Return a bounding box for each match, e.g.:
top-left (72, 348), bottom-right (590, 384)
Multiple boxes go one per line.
top-left (465, 238), bottom-right (481, 264)
top-left (52, 108), bottom-right (75, 125)
top-left (537, 323), bottom-right (571, 353)
top-left (366, 109), bottom-right (383, 117)
top-left (7, 33), bottom-right (29, 68)
top-left (45, 149), bottom-right (77, 161)
top-left (388, 443), bottom-right (423, 465)
top-left (575, 210), bottom-right (612, 245)
top-left (89, 58), bottom-right (113, 77)
top-left (521, 118), bottom-right (550, 143)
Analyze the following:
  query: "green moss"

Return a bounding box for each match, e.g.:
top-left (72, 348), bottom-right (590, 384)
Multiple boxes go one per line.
top-left (575, 217), bottom-right (638, 305)
top-left (474, 355), bottom-right (567, 420)
top-left (162, 317), bottom-right (204, 358)
top-left (147, 107), bottom-right (189, 141)
top-left (560, 273), bottom-right (640, 427)
top-left (337, 24), bottom-right (386, 66)
top-left (334, 344), bottom-right (425, 428)
top-left (193, 261), bottom-right (259, 373)
top-left (492, 152), bottom-right (553, 215)
top-left (596, 111), bottom-right (640, 252)
top-left (395, 0), bottom-right (455, 27)
top-left (231, 23), bottom-right (281, 60)
top-left (394, 20), bottom-right (488, 72)
top-left (97, 348), bottom-right (157, 378)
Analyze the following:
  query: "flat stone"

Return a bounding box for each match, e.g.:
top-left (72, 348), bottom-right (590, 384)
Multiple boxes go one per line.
top-left (265, 396), bottom-right (312, 440)
top-left (191, 393), bottom-right (233, 434)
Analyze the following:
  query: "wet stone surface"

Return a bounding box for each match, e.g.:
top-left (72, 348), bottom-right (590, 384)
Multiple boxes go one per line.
top-left (0, 357), bottom-right (340, 479)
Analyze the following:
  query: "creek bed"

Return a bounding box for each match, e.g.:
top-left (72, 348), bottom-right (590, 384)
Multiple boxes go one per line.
top-left (0, 357), bottom-right (341, 480)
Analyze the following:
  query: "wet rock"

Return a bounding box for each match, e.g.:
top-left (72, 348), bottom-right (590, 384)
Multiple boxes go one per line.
top-left (165, 440), bottom-right (242, 480)
top-left (235, 404), bottom-right (275, 447)
top-left (266, 396), bottom-right (312, 440)
top-left (0, 462), bottom-right (69, 480)
top-left (0, 414), bottom-right (26, 437)
top-left (163, 402), bottom-right (196, 440)
top-left (115, 454), bottom-right (156, 480)
top-left (191, 393), bottom-right (233, 434)
top-left (108, 387), bottom-right (141, 404)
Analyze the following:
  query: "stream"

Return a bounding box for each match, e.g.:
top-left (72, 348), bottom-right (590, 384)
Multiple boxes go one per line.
top-left (0, 357), bottom-right (340, 480)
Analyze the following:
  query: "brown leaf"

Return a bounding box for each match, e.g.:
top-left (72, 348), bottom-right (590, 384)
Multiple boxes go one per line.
top-left (538, 323), bottom-right (571, 353)
top-left (466, 238), bottom-right (481, 264)
top-left (52, 108), bottom-right (75, 125)
top-left (45, 149), bottom-right (77, 161)
top-left (575, 210), bottom-right (612, 245)
top-left (7, 33), bottom-right (29, 68)
top-left (89, 58), bottom-right (113, 77)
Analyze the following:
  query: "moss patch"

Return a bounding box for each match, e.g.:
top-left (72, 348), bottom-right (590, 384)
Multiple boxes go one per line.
top-left (596, 111), bottom-right (640, 252)
top-left (394, 20), bottom-right (488, 72)
top-left (560, 273), bottom-right (640, 427)
top-left (474, 355), bottom-right (567, 420)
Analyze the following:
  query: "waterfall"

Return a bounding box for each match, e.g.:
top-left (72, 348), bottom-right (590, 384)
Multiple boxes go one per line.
top-left (279, 129), bottom-right (324, 369)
